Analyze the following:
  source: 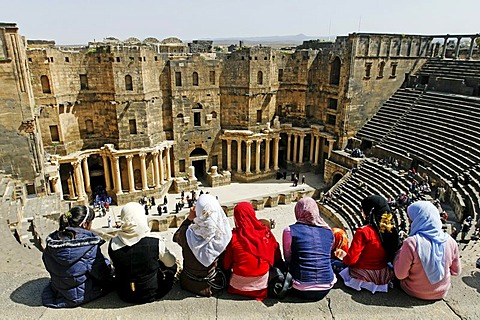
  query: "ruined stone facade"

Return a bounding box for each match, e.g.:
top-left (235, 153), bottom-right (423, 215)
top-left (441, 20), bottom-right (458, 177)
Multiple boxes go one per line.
top-left (2, 22), bottom-right (477, 205)
top-left (0, 24), bottom-right (44, 189)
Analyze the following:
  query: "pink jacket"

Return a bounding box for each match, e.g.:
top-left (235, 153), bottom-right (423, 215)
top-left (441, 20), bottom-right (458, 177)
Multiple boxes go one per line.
top-left (394, 235), bottom-right (461, 300)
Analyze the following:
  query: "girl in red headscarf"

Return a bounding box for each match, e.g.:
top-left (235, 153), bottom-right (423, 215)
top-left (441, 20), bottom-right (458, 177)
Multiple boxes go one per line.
top-left (223, 202), bottom-right (283, 301)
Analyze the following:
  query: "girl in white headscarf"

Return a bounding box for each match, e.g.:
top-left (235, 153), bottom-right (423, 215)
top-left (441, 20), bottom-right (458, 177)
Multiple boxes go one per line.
top-left (394, 201), bottom-right (461, 300)
top-left (109, 202), bottom-right (177, 304)
top-left (173, 194), bottom-right (232, 296)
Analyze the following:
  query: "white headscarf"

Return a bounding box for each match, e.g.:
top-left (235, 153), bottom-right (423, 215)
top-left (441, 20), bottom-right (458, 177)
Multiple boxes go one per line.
top-left (110, 202), bottom-right (151, 251)
top-left (186, 194), bottom-right (232, 267)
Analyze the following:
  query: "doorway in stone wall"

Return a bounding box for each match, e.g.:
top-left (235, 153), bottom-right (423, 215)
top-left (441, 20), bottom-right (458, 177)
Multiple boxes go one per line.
top-left (190, 148), bottom-right (208, 185)
top-left (192, 159), bottom-right (206, 183)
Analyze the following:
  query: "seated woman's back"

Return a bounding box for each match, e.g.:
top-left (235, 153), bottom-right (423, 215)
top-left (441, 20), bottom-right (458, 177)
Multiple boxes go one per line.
top-left (42, 206), bottom-right (111, 308)
top-left (394, 201), bottom-right (461, 300)
top-left (283, 197), bottom-right (336, 301)
top-left (109, 202), bottom-right (177, 304)
top-left (224, 202), bottom-right (282, 301)
top-left (173, 194), bottom-right (232, 297)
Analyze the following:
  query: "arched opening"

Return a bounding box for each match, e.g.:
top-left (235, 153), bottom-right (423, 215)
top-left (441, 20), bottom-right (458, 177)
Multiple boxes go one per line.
top-left (332, 173), bottom-right (343, 185)
top-left (190, 148), bottom-right (208, 157)
top-left (190, 148), bottom-right (208, 180)
top-left (125, 75), bottom-right (133, 91)
top-left (192, 72), bottom-right (199, 86)
top-left (41, 75), bottom-right (51, 94)
top-left (329, 57), bottom-right (341, 85)
top-left (257, 71), bottom-right (263, 85)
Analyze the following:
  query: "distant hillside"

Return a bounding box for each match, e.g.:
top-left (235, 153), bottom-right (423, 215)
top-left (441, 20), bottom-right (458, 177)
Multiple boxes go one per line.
top-left (210, 34), bottom-right (331, 46)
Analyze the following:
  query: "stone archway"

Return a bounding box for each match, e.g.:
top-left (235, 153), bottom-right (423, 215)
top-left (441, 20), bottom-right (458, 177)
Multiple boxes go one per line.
top-left (190, 147), bottom-right (208, 180)
top-left (332, 172), bottom-right (343, 185)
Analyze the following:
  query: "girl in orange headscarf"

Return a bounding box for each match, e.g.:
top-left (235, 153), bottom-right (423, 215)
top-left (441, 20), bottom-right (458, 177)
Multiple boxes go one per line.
top-left (223, 202), bottom-right (283, 301)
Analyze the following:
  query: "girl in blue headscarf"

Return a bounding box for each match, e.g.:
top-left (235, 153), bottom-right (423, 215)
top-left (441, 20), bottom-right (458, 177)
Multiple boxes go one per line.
top-left (394, 201), bottom-right (461, 300)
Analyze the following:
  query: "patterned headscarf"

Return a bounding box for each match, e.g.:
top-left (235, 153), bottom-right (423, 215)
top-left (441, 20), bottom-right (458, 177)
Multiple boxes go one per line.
top-left (110, 202), bottom-right (151, 251)
top-left (332, 227), bottom-right (349, 253)
top-left (233, 202), bottom-right (278, 266)
top-left (186, 194), bottom-right (232, 267)
top-left (294, 197), bottom-right (330, 228)
top-left (407, 201), bottom-right (449, 284)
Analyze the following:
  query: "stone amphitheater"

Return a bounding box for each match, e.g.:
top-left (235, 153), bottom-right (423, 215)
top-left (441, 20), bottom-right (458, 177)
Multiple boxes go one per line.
top-left (1, 22), bottom-right (480, 318)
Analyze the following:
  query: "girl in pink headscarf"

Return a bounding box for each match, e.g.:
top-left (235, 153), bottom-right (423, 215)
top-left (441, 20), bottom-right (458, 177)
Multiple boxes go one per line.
top-left (283, 197), bottom-right (336, 301)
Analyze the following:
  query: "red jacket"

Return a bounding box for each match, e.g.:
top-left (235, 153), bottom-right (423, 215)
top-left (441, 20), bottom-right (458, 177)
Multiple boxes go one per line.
top-left (343, 225), bottom-right (388, 270)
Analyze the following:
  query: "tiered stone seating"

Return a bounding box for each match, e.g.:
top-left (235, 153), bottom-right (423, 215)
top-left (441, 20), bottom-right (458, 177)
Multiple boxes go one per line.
top-left (374, 89), bottom-right (480, 183)
top-left (356, 88), bottom-right (423, 144)
top-left (0, 176), bottom-right (44, 273)
top-left (418, 58), bottom-right (480, 80)
top-left (320, 158), bottom-right (411, 232)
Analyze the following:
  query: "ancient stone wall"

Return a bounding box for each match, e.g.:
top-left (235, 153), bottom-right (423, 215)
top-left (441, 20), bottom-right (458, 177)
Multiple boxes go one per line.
top-left (220, 47), bottom-right (279, 130)
top-left (344, 34), bottom-right (431, 147)
top-left (0, 24), bottom-right (43, 182)
top-left (169, 55), bottom-right (223, 174)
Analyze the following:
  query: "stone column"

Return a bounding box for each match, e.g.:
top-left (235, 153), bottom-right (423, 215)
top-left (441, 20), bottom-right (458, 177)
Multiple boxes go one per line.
top-left (67, 172), bottom-right (76, 199)
top-left (226, 140), bottom-right (232, 171)
top-left (453, 37), bottom-right (461, 60)
top-left (468, 37), bottom-right (476, 60)
top-left (159, 148), bottom-right (165, 182)
top-left (246, 140), bottom-right (252, 174)
top-left (293, 134), bottom-right (298, 163)
top-left (153, 151), bottom-right (161, 188)
top-left (273, 137), bottom-right (279, 171)
top-left (140, 153), bottom-right (148, 191)
top-left (188, 166), bottom-right (196, 180)
top-left (112, 156), bottom-right (123, 194)
top-left (81, 157), bottom-right (91, 193)
top-left (327, 139), bottom-right (334, 158)
top-left (237, 140), bottom-right (242, 172)
top-left (286, 134), bottom-right (291, 161)
top-left (126, 155), bottom-right (135, 192)
top-left (166, 146), bottom-right (172, 180)
top-left (255, 139), bottom-right (262, 173)
top-left (102, 155), bottom-right (112, 192)
top-left (265, 138), bottom-right (271, 171)
top-left (441, 37), bottom-right (448, 58)
top-left (298, 134), bottom-right (305, 164)
top-left (72, 161), bottom-right (85, 200)
top-left (309, 133), bottom-right (315, 163)
top-left (314, 136), bottom-right (320, 165)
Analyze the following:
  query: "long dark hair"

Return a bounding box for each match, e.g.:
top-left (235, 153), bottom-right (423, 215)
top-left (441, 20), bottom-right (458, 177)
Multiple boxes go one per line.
top-left (361, 195), bottom-right (400, 263)
top-left (58, 205), bottom-right (94, 239)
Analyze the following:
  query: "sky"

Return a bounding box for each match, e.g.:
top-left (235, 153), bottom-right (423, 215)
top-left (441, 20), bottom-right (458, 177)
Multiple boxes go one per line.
top-left (1, 0), bottom-right (480, 45)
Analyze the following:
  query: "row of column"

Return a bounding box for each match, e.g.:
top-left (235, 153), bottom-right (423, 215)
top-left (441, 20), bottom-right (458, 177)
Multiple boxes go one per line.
top-left (102, 146), bottom-right (172, 195)
top-left (439, 36), bottom-right (479, 60)
top-left (225, 137), bottom-right (280, 174)
top-left (286, 132), bottom-right (333, 166)
top-left (66, 146), bottom-right (172, 200)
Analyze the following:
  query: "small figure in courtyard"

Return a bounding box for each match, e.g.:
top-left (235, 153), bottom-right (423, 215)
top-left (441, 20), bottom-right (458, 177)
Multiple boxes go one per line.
top-left (301, 175), bottom-right (306, 185)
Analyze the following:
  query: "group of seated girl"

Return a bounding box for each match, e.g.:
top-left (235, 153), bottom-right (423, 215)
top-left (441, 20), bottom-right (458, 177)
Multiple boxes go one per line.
top-left (337, 195), bottom-right (461, 300)
top-left (41, 194), bottom-right (461, 308)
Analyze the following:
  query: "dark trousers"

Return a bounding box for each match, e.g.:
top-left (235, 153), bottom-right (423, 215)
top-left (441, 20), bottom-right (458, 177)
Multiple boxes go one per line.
top-left (291, 288), bottom-right (330, 301)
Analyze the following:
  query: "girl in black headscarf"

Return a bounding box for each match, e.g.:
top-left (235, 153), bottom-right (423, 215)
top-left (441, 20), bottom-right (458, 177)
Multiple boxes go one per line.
top-left (340, 195), bottom-right (400, 293)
